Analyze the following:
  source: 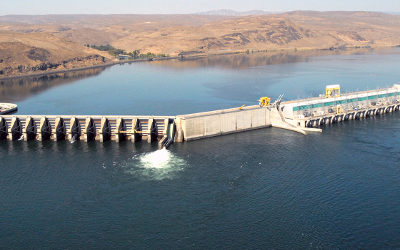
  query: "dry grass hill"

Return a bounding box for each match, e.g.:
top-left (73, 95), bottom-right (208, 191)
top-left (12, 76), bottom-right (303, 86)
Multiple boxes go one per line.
top-left (0, 31), bottom-right (108, 76)
top-left (1, 11), bottom-right (400, 77)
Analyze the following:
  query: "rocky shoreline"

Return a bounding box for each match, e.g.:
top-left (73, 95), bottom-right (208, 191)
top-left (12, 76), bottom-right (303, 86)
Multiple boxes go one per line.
top-left (0, 55), bottom-right (107, 79)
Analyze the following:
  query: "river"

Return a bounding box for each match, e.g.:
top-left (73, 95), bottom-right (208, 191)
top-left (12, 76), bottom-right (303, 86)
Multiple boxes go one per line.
top-left (1, 48), bottom-right (400, 248)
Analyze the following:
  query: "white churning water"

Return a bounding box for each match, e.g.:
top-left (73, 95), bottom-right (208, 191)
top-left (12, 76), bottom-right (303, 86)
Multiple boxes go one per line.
top-left (123, 148), bottom-right (187, 180)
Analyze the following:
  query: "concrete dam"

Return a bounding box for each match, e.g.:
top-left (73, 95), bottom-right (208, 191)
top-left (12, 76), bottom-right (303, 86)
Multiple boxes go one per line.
top-left (1, 84), bottom-right (400, 147)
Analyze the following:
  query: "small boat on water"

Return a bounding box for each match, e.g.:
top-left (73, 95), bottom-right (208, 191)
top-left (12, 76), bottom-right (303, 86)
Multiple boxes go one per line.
top-left (0, 103), bottom-right (18, 115)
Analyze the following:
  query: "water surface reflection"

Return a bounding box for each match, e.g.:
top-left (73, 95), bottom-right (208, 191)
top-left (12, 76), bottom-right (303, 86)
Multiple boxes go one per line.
top-left (0, 67), bottom-right (105, 102)
top-left (151, 48), bottom-right (377, 70)
top-left (0, 48), bottom-right (384, 104)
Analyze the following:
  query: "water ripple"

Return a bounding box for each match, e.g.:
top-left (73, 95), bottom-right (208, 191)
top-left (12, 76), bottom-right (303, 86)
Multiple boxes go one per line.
top-left (120, 148), bottom-right (188, 181)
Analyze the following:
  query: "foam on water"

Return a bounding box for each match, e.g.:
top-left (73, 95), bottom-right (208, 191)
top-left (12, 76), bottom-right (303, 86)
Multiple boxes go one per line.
top-left (122, 148), bottom-right (187, 180)
top-left (139, 148), bottom-right (174, 169)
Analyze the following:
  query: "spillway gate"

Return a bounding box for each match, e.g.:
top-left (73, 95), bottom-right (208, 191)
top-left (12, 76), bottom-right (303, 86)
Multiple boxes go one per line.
top-left (0, 115), bottom-right (172, 143)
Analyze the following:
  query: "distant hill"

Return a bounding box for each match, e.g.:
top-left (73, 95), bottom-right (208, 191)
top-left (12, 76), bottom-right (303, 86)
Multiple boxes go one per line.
top-left (195, 9), bottom-right (277, 16)
top-left (109, 11), bottom-right (400, 55)
top-left (2, 11), bottom-right (400, 77)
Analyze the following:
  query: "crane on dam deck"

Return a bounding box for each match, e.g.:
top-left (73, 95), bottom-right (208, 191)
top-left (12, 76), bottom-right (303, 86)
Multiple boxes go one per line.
top-left (258, 97), bottom-right (271, 107)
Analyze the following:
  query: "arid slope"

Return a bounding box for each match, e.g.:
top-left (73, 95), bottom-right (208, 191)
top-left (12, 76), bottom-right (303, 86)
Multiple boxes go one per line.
top-left (1, 12), bottom-right (400, 77)
top-left (0, 31), bottom-right (108, 77)
top-left (111, 11), bottom-right (400, 55)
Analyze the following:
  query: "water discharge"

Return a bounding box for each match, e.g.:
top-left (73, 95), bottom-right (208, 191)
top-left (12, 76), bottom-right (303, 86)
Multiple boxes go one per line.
top-left (122, 148), bottom-right (187, 180)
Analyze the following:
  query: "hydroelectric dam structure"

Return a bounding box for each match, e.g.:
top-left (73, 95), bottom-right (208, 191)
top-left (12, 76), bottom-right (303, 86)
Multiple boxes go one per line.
top-left (1, 84), bottom-right (400, 148)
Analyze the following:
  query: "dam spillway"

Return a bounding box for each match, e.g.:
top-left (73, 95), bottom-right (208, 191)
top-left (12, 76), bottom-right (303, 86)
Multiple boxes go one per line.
top-left (1, 84), bottom-right (400, 145)
top-left (0, 115), bottom-right (171, 143)
top-left (0, 106), bottom-right (275, 145)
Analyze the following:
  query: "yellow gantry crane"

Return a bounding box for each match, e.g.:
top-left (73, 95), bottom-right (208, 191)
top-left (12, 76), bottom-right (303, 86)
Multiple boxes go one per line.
top-left (326, 84), bottom-right (341, 98)
top-left (258, 97), bottom-right (271, 107)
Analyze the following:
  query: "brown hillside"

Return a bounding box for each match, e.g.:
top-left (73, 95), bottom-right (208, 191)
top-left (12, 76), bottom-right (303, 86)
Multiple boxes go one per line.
top-left (111, 11), bottom-right (400, 55)
top-left (0, 31), bottom-right (108, 76)
top-left (1, 12), bottom-right (400, 77)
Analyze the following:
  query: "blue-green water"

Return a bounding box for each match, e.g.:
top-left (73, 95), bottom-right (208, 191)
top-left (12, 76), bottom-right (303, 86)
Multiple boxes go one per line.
top-left (1, 49), bottom-right (400, 249)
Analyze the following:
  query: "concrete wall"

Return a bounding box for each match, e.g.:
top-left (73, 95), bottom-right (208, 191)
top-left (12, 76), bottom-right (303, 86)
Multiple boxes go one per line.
top-left (176, 105), bottom-right (271, 141)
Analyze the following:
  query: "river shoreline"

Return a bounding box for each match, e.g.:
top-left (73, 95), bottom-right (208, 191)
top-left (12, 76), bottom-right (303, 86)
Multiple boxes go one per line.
top-left (0, 45), bottom-right (395, 81)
